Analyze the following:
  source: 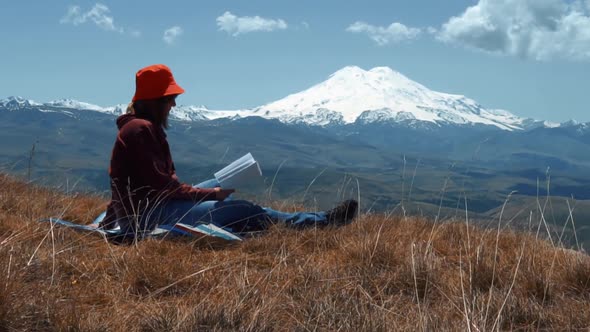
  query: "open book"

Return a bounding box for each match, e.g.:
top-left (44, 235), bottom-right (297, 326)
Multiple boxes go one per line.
top-left (214, 153), bottom-right (262, 189)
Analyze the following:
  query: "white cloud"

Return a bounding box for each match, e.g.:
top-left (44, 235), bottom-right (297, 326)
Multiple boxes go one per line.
top-left (346, 21), bottom-right (421, 46)
top-left (163, 26), bottom-right (183, 45)
top-left (60, 3), bottom-right (122, 33)
top-left (216, 11), bottom-right (288, 36)
top-left (438, 0), bottom-right (590, 61)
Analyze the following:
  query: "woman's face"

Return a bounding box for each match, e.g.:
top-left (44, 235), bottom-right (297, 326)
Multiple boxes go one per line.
top-left (160, 95), bottom-right (177, 114)
top-left (135, 95), bottom-right (178, 129)
top-left (159, 95), bottom-right (177, 128)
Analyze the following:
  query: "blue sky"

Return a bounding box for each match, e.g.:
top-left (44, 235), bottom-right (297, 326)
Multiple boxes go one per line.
top-left (1, 0), bottom-right (590, 122)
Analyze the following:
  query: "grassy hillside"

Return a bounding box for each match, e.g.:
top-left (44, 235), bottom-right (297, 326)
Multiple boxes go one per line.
top-left (0, 173), bottom-right (589, 331)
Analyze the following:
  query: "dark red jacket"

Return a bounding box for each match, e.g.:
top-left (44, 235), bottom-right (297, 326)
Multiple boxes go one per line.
top-left (102, 113), bottom-right (216, 231)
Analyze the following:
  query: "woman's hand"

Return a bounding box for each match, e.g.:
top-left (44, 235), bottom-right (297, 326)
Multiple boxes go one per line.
top-left (214, 187), bottom-right (235, 201)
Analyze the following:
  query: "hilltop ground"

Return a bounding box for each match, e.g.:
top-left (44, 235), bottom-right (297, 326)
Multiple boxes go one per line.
top-left (0, 173), bottom-right (589, 331)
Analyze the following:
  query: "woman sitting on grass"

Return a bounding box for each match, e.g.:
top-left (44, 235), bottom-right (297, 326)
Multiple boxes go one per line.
top-left (100, 64), bottom-right (357, 238)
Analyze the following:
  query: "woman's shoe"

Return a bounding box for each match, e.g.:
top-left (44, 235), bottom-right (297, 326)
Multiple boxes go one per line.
top-left (326, 200), bottom-right (358, 225)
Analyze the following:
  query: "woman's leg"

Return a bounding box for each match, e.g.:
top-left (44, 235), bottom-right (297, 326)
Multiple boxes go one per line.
top-left (152, 199), bottom-right (270, 233)
top-left (264, 200), bottom-right (357, 228)
top-left (148, 198), bottom-right (355, 233)
top-left (262, 208), bottom-right (328, 228)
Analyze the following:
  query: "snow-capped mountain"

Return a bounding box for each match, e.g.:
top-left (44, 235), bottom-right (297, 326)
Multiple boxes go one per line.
top-left (240, 66), bottom-right (532, 130)
top-left (0, 96), bottom-right (41, 110)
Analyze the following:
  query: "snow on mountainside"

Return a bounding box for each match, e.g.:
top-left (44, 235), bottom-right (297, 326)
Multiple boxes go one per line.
top-left (0, 96), bottom-right (235, 120)
top-left (45, 99), bottom-right (105, 112)
top-left (243, 66), bottom-right (529, 130)
top-left (0, 96), bottom-right (41, 110)
top-left (559, 120), bottom-right (590, 134)
top-left (171, 105), bottom-right (242, 122)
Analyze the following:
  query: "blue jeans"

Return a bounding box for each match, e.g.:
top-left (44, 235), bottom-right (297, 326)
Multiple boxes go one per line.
top-left (148, 179), bottom-right (329, 233)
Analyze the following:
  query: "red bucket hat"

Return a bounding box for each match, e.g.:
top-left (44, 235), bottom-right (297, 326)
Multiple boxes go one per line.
top-left (132, 64), bottom-right (185, 102)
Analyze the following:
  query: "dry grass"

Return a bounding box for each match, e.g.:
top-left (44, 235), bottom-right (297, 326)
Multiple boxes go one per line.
top-left (0, 173), bottom-right (589, 331)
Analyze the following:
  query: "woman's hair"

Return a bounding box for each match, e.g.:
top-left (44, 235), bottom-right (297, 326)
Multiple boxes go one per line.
top-left (127, 96), bottom-right (172, 129)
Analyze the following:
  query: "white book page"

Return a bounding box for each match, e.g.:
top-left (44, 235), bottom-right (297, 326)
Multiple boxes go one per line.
top-left (214, 153), bottom-right (262, 189)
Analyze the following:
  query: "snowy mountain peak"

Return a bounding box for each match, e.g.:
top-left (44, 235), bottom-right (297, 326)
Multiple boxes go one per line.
top-left (332, 65), bottom-right (401, 77)
top-left (331, 65), bottom-right (365, 75)
top-left (330, 65), bottom-right (418, 89)
top-left (561, 119), bottom-right (581, 127)
top-left (0, 96), bottom-right (41, 109)
top-left (368, 66), bottom-right (395, 74)
top-left (4, 96), bottom-right (29, 103)
top-left (559, 119), bottom-right (590, 131)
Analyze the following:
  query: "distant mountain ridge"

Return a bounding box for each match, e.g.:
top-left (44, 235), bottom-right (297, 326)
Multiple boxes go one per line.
top-left (0, 66), bottom-right (580, 130)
